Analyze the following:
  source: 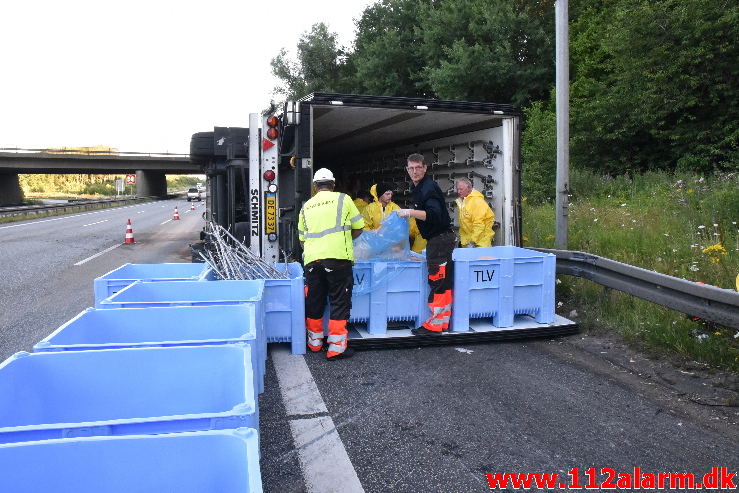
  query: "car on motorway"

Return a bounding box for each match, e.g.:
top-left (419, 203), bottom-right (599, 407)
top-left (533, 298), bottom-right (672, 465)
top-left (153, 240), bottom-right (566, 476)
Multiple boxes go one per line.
top-left (186, 188), bottom-right (201, 201)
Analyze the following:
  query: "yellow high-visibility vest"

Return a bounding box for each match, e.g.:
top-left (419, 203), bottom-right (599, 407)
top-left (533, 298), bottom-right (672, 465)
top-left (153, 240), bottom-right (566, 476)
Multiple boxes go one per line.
top-left (299, 191), bottom-right (364, 264)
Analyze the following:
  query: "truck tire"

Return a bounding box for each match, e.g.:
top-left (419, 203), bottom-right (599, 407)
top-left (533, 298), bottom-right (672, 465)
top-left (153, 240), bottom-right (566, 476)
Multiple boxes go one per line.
top-left (190, 131), bottom-right (214, 165)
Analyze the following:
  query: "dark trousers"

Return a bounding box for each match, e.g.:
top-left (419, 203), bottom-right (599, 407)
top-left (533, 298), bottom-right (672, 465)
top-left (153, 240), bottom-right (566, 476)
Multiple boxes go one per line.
top-left (422, 230), bottom-right (456, 330)
top-left (425, 230), bottom-right (456, 298)
top-left (304, 259), bottom-right (354, 321)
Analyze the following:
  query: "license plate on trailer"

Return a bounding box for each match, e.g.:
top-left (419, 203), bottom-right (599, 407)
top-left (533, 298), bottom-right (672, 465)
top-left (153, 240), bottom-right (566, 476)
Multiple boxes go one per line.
top-left (265, 192), bottom-right (277, 234)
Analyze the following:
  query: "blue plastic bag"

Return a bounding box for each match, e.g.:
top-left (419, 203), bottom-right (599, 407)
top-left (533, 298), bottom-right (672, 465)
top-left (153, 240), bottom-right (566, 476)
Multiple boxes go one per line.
top-left (353, 212), bottom-right (412, 261)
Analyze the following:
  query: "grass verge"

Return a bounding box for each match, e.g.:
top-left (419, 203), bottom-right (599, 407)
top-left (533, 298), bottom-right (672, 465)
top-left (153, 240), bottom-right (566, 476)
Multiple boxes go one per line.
top-left (523, 170), bottom-right (739, 373)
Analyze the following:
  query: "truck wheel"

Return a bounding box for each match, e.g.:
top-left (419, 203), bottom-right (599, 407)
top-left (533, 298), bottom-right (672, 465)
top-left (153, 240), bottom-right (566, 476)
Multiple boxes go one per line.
top-left (190, 131), bottom-right (214, 165)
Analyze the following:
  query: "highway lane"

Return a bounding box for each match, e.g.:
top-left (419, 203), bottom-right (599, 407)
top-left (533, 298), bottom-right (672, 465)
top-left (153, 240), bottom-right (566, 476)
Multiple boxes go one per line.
top-left (0, 198), bottom-right (205, 362)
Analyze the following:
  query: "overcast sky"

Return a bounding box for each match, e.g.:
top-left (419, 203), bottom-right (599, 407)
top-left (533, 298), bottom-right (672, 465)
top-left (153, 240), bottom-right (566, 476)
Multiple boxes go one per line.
top-left (0, 0), bottom-right (373, 154)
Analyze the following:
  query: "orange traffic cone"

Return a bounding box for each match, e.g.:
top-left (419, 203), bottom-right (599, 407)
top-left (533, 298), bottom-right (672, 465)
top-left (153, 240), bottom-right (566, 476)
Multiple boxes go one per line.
top-left (173, 206), bottom-right (180, 220)
top-left (124, 219), bottom-right (135, 244)
top-left (190, 202), bottom-right (195, 210)
top-left (201, 199), bottom-right (205, 206)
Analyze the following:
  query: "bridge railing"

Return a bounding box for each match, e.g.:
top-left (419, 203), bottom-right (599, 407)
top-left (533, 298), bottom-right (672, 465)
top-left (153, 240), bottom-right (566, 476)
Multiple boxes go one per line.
top-left (0, 147), bottom-right (189, 158)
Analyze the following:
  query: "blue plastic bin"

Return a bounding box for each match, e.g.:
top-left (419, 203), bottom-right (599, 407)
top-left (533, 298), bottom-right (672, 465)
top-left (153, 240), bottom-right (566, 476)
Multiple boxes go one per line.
top-left (99, 279), bottom-right (266, 380)
top-left (451, 246), bottom-right (555, 331)
top-left (202, 263), bottom-right (306, 354)
top-left (262, 263), bottom-right (306, 354)
top-left (331, 259), bottom-right (429, 334)
top-left (0, 428), bottom-right (262, 493)
top-left (33, 304), bottom-right (264, 394)
top-left (94, 263), bottom-right (209, 308)
top-left (0, 345), bottom-right (257, 445)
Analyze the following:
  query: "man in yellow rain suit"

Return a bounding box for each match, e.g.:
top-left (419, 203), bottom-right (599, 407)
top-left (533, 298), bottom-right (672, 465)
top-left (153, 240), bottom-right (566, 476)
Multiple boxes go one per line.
top-left (362, 183), bottom-right (399, 231)
top-left (454, 177), bottom-right (494, 248)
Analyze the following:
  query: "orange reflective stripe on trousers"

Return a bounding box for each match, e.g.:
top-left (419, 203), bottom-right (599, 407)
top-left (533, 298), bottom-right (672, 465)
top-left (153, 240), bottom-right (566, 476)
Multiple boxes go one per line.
top-left (423, 290), bottom-right (452, 331)
top-left (306, 317), bottom-right (324, 352)
top-left (326, 319), bottom-right (348, 358)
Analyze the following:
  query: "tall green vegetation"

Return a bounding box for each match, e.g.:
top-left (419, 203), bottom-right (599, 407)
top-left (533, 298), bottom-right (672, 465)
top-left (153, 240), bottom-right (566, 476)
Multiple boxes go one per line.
top-left (570, 0), bottom-right (739, 175)
top-left (524, 170), bottom-right (739, 371)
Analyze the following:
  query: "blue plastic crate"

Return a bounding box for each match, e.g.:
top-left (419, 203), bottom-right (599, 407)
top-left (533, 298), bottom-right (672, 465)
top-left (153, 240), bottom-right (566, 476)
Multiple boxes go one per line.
top-left (33, 304), bottom-right (264, 394)
top-left (203, 263), bottom-right (306, 355)
top-left (94, 263), bottom-right (210, 308)
top-left (451, 246), bottom-right (555, 331)
top-left (99, 279), bottom-right (266, 380)
top-left (0, 345), bottom-right (257, 445)
top-left (0, 428), bottom-right (262, 493)
top-left (345, 259), bottom-right (430, 334)
top-left (262, 263), bottom-right (306, 354)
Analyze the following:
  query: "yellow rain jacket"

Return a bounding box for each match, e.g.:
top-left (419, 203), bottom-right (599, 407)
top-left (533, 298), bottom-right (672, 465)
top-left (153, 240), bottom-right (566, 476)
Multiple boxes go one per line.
top-left (362, 184), bottom-right (400, 231)
top-left (409, 218), bottom-right (427, 254)
top-left (353, 197), bottom-right (369, 214)
top-left (455, 189), bottom-right (495, 247)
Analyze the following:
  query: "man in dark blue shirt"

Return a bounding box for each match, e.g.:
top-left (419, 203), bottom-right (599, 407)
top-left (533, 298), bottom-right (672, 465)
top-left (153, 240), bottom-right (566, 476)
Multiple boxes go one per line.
top-left (397, 153), bottom-right (458, 335)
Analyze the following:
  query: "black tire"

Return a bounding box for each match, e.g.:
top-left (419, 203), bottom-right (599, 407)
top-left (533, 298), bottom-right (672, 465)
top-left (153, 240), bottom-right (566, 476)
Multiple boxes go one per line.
top-left (190, 131), bottom-right (214, 165)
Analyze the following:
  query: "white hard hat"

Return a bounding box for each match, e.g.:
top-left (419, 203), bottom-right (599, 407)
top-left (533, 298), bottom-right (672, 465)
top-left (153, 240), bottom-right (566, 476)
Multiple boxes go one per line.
top-left (313, 168), bottom-right (335, 183)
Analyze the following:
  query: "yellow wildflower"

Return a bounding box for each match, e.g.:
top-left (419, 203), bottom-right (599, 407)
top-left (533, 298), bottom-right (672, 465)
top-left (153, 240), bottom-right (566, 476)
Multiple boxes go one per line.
top-left (702, 243), bottom-right (728, 263)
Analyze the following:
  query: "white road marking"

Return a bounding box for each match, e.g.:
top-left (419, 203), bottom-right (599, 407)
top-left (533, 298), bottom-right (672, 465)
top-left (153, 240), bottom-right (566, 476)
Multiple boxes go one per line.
top-left (0, 202), bottom-right (153, 230)
top-left (160, 219), bottom-right (172, 225)
top-left (74, 244), bottom-right (122, 266)
top-left (82, 220), bottom-right (108, 227)
top-left (272, 346), bottom-right (327, 416)
top-left (290, 417), bottom-right (365, 493)
top-left (271, 345), bottom-right (364, 493)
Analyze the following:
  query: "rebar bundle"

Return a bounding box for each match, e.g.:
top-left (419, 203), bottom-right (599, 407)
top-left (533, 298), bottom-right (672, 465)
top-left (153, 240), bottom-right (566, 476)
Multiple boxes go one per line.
top-left (200, 222), bottom-right (290, 280)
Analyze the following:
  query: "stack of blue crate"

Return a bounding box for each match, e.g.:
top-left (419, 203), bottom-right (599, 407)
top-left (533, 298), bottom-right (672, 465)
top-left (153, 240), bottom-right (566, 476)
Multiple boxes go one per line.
top-left (0, 262), bottom-right (270, 493)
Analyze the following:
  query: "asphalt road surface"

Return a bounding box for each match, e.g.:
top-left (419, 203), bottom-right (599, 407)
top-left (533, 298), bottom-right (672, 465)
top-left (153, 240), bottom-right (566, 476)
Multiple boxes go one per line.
top-left (2, 202), bottom-right (738, 492)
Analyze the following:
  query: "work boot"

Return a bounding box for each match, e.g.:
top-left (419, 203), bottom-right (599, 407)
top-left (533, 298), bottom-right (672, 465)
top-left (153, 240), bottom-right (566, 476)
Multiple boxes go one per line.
top-left (411, 326), bottom-right (442, 336)
top-left (327, 347), bottom-right (355, 360)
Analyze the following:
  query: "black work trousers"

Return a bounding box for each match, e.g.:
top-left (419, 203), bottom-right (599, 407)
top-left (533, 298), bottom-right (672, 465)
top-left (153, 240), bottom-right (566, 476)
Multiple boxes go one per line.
top-left (304, 259), bottom-right (354, 321)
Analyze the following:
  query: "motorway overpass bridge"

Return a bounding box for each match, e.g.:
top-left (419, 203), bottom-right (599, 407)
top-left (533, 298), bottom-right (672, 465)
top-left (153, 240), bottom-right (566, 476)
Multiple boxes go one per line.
top-left (0, 150), bottom-right (196, 205)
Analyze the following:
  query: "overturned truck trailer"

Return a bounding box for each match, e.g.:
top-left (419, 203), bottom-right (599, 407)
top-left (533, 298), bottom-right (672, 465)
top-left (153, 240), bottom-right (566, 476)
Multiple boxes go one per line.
top-left (189, 93), bottom-right (577, 346)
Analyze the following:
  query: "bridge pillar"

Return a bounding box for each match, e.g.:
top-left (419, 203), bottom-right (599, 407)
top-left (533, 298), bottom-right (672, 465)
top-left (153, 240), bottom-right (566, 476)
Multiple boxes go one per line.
top-left (0, 173), bottom-right (23, 206)
top-left (135, 170), bottom-right (168, 198)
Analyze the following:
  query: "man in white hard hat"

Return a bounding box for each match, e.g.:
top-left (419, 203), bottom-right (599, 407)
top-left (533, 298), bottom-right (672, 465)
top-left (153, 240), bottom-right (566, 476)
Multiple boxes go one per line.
top-left (298, 168), bottom-right (364, 360)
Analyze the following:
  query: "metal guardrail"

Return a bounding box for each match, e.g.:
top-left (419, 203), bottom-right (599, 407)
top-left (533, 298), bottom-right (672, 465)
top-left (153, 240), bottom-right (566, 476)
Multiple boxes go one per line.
top-left (0, 197), bottom-right (162, 219)
top-left (533, 248), bottom-right (739, 330)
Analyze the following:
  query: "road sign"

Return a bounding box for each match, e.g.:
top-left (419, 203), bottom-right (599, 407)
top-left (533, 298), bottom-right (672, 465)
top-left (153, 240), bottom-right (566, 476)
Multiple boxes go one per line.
top-left (125, 174), bottom-right (136, 184)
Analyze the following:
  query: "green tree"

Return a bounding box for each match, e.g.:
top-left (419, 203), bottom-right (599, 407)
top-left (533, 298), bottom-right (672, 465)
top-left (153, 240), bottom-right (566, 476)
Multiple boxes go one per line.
top-left (522, 98), bottom-right (557, 203)
top-left (348, 0), bottom-right (433, 97)
top-left (418, 0), bottom-right (555, 107)
top-left (570, 0), bottom-right (739, 174)
top-left (271, 23), bottom-right (345, 102)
